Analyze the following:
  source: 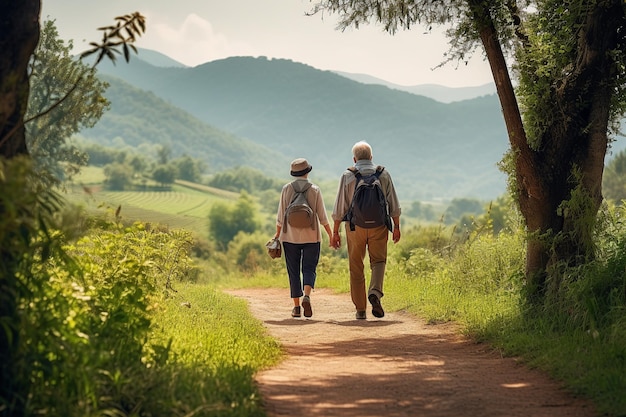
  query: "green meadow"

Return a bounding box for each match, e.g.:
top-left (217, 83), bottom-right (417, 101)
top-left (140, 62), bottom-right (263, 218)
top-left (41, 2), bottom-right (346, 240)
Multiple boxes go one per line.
top-left (40, 168), bottom-right (626, 416)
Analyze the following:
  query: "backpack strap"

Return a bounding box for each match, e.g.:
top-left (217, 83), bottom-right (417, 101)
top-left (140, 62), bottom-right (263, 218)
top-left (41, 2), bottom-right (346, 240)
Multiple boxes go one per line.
top-left (347, 166), bottom-right (359, 175)
top-left (290, 180), bottom-right (312, 194)
top-left (348, 165), bottom-right (385, 176)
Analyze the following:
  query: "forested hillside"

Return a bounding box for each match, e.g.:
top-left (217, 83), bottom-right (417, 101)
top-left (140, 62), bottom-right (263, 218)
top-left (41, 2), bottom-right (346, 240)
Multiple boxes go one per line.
top-left (88, 55), bottom-right (510, 200)
top-left (84, 75), bottom-right (290, 174)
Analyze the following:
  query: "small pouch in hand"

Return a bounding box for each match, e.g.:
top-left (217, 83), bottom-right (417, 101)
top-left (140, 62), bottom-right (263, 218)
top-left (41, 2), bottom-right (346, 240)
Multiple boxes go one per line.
top-left (266, 237), bottom-right (281, 259)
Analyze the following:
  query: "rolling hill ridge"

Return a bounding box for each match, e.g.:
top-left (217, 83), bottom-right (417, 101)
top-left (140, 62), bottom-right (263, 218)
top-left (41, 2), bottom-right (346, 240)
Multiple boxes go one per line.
top-left (88, 53), bottom-right (510, 200)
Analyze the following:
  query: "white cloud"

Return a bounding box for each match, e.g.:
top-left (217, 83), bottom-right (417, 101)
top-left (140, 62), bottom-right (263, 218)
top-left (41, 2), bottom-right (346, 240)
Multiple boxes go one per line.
top-left (137, 13), bottom-right (254, 66)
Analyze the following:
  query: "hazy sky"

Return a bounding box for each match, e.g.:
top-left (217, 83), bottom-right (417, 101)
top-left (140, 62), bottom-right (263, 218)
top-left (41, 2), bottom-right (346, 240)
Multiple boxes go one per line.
top-left (41, 0), bottom-right (494, 87)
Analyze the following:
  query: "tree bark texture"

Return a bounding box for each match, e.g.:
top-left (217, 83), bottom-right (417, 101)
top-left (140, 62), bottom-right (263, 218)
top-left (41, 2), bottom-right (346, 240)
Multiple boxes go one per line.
top-left (0, 0), bottom-right (41, 157)
top-left (470, 0), bottom-right (626, 300)
top-left (0, 1), bottom-right (40, 414)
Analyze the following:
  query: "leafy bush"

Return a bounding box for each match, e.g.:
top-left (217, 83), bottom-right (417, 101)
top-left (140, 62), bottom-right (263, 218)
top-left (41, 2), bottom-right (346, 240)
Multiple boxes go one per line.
top-left (1, 156), bottom-right (66, 416)
top-left (383, 204), bottom-right (626, 415)
top-left (207, 166), bottom-right (282, 194)
top-left (17, 222), bottom-right (195, 415)
top-left (227, 231), bottom-right (273, 273)
top-left (208, 193), bottom-right (260, 249)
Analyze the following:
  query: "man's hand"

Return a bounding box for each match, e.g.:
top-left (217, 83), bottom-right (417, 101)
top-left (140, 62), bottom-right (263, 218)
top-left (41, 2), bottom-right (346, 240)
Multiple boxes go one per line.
top-left (331, 232), bottom-right (341, 249)
top-left (392, 227), bottom-right (401, 244)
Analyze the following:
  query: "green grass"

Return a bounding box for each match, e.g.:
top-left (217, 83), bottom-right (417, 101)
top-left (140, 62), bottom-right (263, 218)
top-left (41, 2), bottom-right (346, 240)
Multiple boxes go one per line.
top-left (371, 233), bottom-right (626, 417)
top-left (72, 165), bottom-right (107, 184)
top-left (145, 283), bottom-right (283, 417)
top-left (220, 227), bottom-right (625, 417)
top-left (60, 174), bottom-right (626, 416)
top-left (65, 175), bottom-right (242, 234)
top-left (153, 283), bottom-right (282, 368)
top-left (100, 187), bottom-right (224, 215)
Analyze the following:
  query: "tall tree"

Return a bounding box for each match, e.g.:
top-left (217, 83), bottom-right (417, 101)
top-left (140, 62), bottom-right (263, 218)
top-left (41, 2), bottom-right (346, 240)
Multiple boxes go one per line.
top-left (311, 0), bottom-right (626, 302)
top-left (1, 2), bottom-right (145, 159)
top-left (27, 20), bottom-right (110, 186)
top-left (0, 4), bottom-right (146, 414)
top-left (0, 0), bottom-right (40, 157)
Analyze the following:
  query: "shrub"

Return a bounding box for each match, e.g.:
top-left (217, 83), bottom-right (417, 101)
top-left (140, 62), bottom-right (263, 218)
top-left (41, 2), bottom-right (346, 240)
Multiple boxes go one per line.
top-left (228, 231), bottom-right (273, 273)
top-left (19, 221), bottom-right (196, 416)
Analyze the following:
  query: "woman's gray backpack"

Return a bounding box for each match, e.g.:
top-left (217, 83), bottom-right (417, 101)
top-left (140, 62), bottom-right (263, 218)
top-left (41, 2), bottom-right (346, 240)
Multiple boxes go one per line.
top-left (284, 181), bottom-right (315, 230)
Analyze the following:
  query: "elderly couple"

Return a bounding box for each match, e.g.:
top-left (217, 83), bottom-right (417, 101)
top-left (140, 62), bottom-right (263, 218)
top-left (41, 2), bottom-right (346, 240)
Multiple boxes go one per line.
top-left (273, 141), bottom-right (401, 320)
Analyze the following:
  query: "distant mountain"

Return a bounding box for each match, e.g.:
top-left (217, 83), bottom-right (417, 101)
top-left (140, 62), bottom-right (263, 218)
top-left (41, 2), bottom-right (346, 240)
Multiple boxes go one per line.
top-left (334, 71), bottom-right (497, 103)
top-left (91, 54), bottom-right (509, 201)
top-left (84, 75), bottom-right (290, 174)
top-left (134, 48), bottom-right (187, 68)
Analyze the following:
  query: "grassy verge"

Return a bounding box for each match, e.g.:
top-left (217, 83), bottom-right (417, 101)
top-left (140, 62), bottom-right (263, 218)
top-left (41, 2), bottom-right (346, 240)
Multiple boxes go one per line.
top-left (52, 175), bottom-right (626, 416)
top-left (380, 229), bottom-right (625, 416)
top-left (224, 225), bottom-right (626, 416)
top-left (148, 283), bottom-right (282, 417)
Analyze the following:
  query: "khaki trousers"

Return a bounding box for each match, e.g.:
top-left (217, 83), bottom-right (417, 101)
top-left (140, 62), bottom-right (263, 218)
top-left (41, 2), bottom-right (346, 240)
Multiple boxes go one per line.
top-left (345, 224), bottom-right (388, 311)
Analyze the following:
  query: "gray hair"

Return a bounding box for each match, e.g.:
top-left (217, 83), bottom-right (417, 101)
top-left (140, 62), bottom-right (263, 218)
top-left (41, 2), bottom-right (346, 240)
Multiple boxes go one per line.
top-left (352, 141), bottom-right (373, 161)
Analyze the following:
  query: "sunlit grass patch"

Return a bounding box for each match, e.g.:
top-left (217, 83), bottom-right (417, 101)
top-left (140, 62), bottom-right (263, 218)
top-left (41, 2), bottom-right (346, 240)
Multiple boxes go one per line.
top-left (148, 283), bottom-right (282, 416)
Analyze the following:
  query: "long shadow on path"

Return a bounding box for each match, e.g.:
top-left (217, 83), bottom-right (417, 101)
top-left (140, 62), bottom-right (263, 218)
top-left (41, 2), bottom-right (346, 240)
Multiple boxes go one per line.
top-left (227, 288), bottom-right (597, 417)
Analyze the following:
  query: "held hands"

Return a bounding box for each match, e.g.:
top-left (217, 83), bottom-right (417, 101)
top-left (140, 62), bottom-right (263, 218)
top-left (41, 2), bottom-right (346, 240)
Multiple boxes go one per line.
top-left (331, 232), bottom-right (341, 249)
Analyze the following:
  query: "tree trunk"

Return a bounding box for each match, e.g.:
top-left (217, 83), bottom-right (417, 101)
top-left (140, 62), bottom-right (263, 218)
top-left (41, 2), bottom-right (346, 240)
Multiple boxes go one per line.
top-left (0, 0), bottom-right (41, 157)
top-left (468, 0), bottom-right (552, 298)
top-left (470, 0), bottom-right (625, 302)
top-left (0, 1), bottom-right (40, 414)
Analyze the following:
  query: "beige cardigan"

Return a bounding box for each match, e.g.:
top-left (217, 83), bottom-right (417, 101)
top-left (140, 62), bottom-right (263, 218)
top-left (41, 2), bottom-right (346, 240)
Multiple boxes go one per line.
top-left (277, 178), bottom-right (330, 244)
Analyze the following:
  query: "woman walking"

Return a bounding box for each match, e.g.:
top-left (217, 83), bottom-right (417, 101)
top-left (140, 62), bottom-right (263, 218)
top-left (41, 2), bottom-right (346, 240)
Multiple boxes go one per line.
top-left (274, 158), bottom-right (332, 318)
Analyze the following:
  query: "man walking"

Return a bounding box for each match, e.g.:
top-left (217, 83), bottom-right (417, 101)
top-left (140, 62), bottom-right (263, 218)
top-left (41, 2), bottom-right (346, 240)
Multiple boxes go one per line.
top-left (331, 141), bottom-right (401, 319)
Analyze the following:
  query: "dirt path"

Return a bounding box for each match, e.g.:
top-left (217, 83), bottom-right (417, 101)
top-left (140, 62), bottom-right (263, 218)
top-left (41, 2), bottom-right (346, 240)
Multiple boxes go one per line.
top-left (226, 288), bottom-right (597, 417)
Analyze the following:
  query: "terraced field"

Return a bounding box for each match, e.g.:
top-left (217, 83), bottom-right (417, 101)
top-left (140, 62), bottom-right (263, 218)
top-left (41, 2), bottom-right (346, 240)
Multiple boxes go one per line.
top-left (66, 179), bottom-right (241, 234)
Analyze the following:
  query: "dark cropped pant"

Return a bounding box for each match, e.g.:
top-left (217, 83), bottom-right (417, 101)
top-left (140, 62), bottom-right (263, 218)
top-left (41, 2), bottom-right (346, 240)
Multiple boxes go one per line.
top-left (282, 242), bottom-right (320, 298)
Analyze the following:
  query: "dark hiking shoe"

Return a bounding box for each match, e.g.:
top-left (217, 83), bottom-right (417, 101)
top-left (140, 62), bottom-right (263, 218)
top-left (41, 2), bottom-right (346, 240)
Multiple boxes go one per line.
top-left (302, 295), bottom-right (312, 318)
top-left (368, 294), bottom-right (385, 318)
top-left (356, 310), bottom-right (367, 320)
top-left (291, 306), bottom-right (301, 318)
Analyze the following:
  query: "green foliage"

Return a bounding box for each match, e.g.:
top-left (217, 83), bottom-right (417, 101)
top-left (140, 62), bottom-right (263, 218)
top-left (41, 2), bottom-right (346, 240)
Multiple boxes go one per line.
top-left (603, 149), bottom-right (626, 203)
top-left (392, 223), bottom-right (459, 263)
top-left (382, 207), bottom-right (626, 415)
top-left (540, 202), bottom-right (626, 332)
top-left (256, 188), bottom-right (281, 214)
top-left (227, 231), bottom-right (274, 273)
top-left (156, 144), bottom-right (171, 164)
top-left (83, 141), bottom-right (207, 186)
top-left (27, 20), bottom-right (109, 186)
top-left (516, 2), bottom-right (626, 147)
top-left (148, 284), bottom-right (281, 416)
top-left (172, 154), bottom-right (205, 182)
top-left (18, 219), bottom-right (200, 416)
top-left (128, 154), bottom-right (148, 174)
top-left (207, 166), bottom-right (282, 194)
top-left (79, 12), bottom-right (146, 66)
top-left (443, 198), bottom-right (485, 225)
top-left (1, 162), bottom-right (280, 416)
top-left (103, 162), bottom-right (133, 190)
top-left (455, 194), bottom-right (522, 237)
top-left (0, 156), bottom-right (66, 415)
top-left (80, 141), bottom-right (122, 166)
top-left (404, 200), bottom-right (438, 222)
top-left (152, 164), bottom-right (177, 186)
top-left (208, 193), bottom-right (260, 249)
